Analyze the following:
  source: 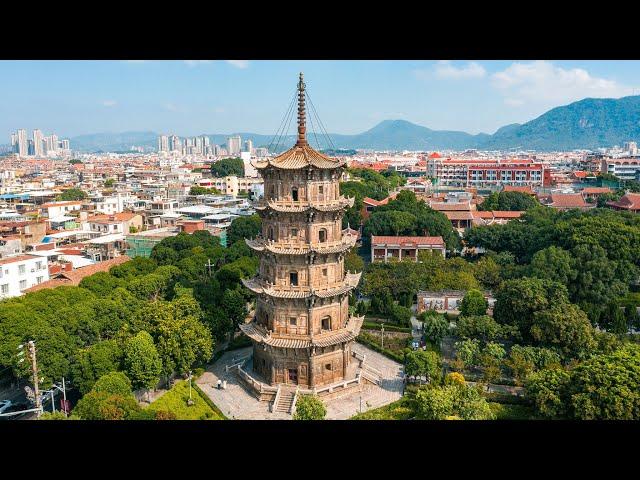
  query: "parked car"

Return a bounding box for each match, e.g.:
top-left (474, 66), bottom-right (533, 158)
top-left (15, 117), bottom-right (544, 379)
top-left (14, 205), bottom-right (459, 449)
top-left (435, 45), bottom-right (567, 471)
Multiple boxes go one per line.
top-left (0, 400), bottom-right (12, 414)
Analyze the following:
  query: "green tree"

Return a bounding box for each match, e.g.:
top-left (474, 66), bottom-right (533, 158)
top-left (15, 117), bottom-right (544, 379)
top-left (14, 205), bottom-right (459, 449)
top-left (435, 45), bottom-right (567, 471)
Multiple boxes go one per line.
top-left (226, 215), bottom-right (261, 246)
top-left (123, 331), bottom-right (162, 391)
top-left (211, 157), bottom-right (244, 177)
top-left (455, 315), bottom-right (504, 342)
top-left (525, 366), bottom-right (571, 419)
top-left (454, 339), bottom-right (481, 369)
top-left (421, 312), bottom-right (449, 346)
top-left (293, 395), bottom-right (326, 420)
top-left (478, 191), bottom-right (538, 211)
top-left (405, 350), bottom-right (442, 383)
top-left (530, 304), bottom-right (596, 360)
top-left (494, 277), bottom-right (569, 340)
top-left (415, 383), bottom-right (494, 420)
top-left (459, 289), bottom-right (488, 317)
top-left (104, 178), bottom-right (114, 188)
top-left (530, 246), bottom-right (576, 286)
top-left (344, 249), bottom-right (364, 273)
top-left (57, 188), bottom-right (87, 201)
top-left (569, 344), bottom-right (640, 420)
top-left (73, 372), bottom-right (141, 420)
top-left (70, 340), bottom-right (123, 395)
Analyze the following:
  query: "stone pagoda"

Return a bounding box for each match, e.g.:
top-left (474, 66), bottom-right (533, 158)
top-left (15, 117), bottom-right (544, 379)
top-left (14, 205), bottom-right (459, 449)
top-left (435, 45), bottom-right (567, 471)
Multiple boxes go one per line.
top-left (240, 73), bottom-right (363, 389)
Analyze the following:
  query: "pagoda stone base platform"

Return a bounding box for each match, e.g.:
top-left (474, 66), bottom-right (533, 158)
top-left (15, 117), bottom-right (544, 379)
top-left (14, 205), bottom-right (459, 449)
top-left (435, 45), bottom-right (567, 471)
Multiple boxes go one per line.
top-left (196, 343), bottom-right (404, 420)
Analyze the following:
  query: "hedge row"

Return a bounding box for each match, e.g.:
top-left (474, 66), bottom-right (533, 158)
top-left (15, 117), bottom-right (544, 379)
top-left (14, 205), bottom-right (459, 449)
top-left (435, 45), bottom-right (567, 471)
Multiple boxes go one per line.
top-left (356, 335), bottom-right (405, 364)
top-left (363, 322), bottom-right (411, 333)
top-left (192, 382), bottom-right (228, 419)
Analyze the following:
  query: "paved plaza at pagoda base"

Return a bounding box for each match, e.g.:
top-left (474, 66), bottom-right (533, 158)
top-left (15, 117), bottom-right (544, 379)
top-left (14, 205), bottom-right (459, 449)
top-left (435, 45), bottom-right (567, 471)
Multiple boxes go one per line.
top-left (196, 343), bottom-right (404, 420)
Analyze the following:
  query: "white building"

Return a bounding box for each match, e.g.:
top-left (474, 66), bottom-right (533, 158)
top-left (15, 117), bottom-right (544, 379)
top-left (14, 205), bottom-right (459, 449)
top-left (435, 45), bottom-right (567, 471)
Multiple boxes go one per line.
top-left (41, 200), bottom-right (83, 219)
top-left (227, 135), bottom-right (241, 156)
top-left (0, 254), bottom-right (50, 298)
top-left (33, 129), bottom-right (44, 157)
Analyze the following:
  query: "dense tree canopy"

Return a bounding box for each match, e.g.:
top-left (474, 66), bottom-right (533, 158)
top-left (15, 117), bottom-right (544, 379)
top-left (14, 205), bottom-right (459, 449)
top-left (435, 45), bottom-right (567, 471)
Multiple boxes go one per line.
top-left (210, 157), bottom-right (244, 177)
top-left (364, 190), bottom-right (460, 251)
top-left (477, 191), bottom-right (539, 211)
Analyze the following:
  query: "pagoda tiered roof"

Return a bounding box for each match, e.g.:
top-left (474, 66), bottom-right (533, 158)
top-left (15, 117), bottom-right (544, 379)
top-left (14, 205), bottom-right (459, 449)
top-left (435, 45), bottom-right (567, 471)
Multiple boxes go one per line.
top-left (241, 271), bottom-right (362, 300)
top-left (239, 314), bottom-right (364, 349)
top-left (245, 233), bottom-right (358, 255)
top-left (252, 144), bottom-right (347, 171)
top-left (255, 196), bottom-right (354, 214)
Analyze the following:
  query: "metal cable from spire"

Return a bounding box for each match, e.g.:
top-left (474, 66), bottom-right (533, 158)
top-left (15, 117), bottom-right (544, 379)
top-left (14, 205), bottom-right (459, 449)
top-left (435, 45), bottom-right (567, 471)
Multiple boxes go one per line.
top-left (268, 89), bottom-right (297, 154)
top-left (306, 90), bottom-right (335, 151)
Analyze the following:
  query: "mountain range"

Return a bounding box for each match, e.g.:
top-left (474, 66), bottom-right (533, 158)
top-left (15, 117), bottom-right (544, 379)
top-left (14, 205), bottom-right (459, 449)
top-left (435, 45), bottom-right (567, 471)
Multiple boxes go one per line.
top-left (66, 95), bottom-right (640, 153)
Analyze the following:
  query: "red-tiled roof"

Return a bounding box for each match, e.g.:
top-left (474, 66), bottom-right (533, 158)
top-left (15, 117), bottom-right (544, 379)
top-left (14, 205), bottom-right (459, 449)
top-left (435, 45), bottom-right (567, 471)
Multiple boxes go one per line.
top-left (429, 202), bottom-right (473, 211)
top-left (444, 211), bottom-right (475, 221)
top-left (41, 201), bottom-right (82, 208)
top-left (428, 152), bottom-right (442, 158)
top-left (607, 193), bottom-right (640, 211)
top-left (0, 254), bottom-right (39, 266)
top-left (24, 256), bottom-right (131, 293)
top-left (549, 193), bottom-right (589, 208)
top-left (581, 187), bottom-right (612, 195)
top-left (572, 171), bottom-right (588, 179)
top-left (503, 185), bottom-right (534, 194)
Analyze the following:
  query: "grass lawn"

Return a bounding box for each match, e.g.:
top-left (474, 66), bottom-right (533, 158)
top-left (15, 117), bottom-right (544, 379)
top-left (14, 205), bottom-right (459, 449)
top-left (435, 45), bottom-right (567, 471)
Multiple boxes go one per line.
top-left (351, 396), bottom-right (417, 420)
top-left (488, 402), bottom-right (537, 420)
top-left (147, 380), bottom-right (225, 420)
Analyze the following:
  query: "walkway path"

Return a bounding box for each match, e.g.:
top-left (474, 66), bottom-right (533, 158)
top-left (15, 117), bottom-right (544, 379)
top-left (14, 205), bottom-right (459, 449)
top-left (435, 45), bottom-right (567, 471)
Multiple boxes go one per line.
top-left (196, 344), bottom-right (404, 420)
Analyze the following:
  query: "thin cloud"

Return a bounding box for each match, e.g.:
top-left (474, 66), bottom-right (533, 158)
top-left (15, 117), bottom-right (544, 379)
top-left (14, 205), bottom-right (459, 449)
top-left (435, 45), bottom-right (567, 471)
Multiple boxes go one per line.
top-left (434, 60), bottom-right (486, 79)
top-left (102, 100), bottom-right (117, 107)
top-left (226, 60), bottom-right (249, 69)
top-left (491, 60), bottom-right (635, 107)
top-left (184, 60), bottom-right (212, 67)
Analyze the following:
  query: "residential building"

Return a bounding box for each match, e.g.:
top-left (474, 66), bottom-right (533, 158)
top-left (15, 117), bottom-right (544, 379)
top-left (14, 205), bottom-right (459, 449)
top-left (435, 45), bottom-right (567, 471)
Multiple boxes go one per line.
top-left (0, 254), bottom-right (50, 298)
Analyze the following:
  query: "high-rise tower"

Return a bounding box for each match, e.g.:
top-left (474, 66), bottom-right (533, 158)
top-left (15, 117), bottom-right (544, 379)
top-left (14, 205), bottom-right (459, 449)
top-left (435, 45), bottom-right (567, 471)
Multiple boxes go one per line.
top-left (240, 73), bottom-right (363, 388)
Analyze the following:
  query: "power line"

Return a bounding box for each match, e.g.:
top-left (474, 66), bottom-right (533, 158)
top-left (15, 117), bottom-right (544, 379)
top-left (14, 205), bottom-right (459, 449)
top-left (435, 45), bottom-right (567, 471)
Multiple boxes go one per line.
top-left (268, 90), bottom-right (297, 154)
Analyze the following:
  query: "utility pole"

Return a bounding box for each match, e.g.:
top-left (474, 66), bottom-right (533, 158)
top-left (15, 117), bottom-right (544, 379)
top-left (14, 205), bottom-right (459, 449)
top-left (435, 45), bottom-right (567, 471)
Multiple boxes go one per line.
top-left (62, 377), bottom-right (67, 417)
top-left (21, 341), bottom-right (42, 418)
top-left (204, 259), bottom-right (214, 277)
top-left (380, 323), bottom-right (384, 350)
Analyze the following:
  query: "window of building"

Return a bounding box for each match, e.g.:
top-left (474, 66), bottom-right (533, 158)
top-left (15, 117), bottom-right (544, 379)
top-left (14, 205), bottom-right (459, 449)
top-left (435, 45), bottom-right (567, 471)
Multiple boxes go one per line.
top-left (325, 363), bottom-right (332, 371)
top-left (289, 317), bottom-right (297, 326)
top-left (18, 264), bottom-right (25, 275)
top-left (1, 284), bottom-right (8, 294)
top-left (289, 272), bottom-right (298, 286)
top-left (291, 228), bottom-right (298, 238)
top-left (321, 316), bottom-right (331, 330)
top-left (19, 280), bottom-right (27, 290)
top-left (319, 229), bottom-right (327, 243)
top-left (268, 226), bottom-right (274, 241)
top-left (322, 268), bottom-right (328, 277)
top-left (292, 187), bottom-right (299, 201)
top-left (36, 276), bottom-right (43, 284)
top-left (319, 185), bottom-right (324, 195)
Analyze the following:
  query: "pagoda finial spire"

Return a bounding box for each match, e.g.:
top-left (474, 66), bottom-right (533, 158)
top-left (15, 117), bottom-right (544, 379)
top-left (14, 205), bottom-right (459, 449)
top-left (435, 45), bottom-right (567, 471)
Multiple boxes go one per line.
top-left (296, 72), bottom-right (307, 146)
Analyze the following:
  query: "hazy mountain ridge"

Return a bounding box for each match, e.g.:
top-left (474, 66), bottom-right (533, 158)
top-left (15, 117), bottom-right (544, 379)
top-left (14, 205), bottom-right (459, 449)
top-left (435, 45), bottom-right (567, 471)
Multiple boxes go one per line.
top-left (67, 95), bottom-right (640, 153)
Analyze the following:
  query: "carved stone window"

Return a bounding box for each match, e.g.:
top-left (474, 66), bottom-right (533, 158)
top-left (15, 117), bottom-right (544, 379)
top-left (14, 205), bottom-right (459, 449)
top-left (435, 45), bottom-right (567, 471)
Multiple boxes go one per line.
top-left (292, 187), bottom-right (299, 201)
top-left (290, 272), bottom-right (299, 286)
top-left (321, 315), bottom-right (331, 330)
top-left (319, 228), bottom-right (327, 243)
top-left (290, 317), bottom-right (297, 326)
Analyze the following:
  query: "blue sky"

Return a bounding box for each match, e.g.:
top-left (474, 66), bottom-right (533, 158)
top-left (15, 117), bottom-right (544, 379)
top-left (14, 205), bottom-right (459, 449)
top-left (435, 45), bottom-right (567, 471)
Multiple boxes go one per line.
top-left (2, 60), bottom-right (640, 140)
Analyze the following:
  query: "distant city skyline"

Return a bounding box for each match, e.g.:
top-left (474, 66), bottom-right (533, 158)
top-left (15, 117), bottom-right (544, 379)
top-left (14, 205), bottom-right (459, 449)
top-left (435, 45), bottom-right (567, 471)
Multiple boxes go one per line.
top-left (2, 60), bottom-right (640, 140)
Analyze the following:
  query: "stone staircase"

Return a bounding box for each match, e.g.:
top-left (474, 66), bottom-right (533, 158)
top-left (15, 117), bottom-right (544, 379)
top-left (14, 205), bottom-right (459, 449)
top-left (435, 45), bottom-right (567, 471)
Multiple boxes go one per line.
top-left (273, 386), bottom-right (297, 414)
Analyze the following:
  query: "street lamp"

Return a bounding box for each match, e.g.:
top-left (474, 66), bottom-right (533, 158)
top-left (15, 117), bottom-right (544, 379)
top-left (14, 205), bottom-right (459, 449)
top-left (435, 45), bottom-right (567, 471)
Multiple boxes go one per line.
top-left (380, 323), bottom-right (385, 350)
top-left (187, 370), bottom-right (194, 406)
